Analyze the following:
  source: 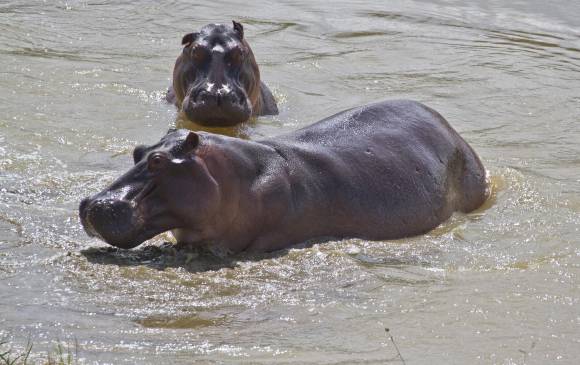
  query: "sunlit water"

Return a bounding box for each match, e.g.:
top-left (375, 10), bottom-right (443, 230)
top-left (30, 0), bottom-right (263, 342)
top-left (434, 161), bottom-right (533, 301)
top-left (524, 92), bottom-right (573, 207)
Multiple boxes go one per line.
top-left (1, 1), bottom-right (579, 364)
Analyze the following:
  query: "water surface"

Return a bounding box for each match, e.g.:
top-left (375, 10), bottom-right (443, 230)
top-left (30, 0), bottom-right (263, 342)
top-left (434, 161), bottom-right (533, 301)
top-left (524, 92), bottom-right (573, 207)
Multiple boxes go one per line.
top-left (1, 0), bottom-right (579, 363)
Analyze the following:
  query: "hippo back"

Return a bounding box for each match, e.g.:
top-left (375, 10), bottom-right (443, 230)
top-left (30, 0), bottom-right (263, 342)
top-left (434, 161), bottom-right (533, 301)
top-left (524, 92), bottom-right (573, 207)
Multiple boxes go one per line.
top-left (260, 100), bottom-right (487, 239)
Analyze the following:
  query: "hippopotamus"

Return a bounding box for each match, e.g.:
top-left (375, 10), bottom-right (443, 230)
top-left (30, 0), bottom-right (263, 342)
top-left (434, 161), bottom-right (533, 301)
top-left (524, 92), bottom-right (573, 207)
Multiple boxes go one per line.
top-left (166, 21), bottom-right (278, 126)
top-left (79, 100), bottom-right (488, 252)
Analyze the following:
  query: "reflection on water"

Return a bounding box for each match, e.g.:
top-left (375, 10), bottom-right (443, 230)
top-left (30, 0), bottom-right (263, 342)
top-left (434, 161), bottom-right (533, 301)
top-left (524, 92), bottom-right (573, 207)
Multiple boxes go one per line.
top-left (0, 0), bottom-right (579, 363)
top-left (174, 113), bottom-right (252, 138)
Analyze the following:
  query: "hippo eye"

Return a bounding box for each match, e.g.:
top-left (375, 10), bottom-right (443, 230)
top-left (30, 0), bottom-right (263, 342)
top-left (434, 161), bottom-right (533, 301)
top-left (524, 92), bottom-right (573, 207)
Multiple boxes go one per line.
top-left (133, 145), bottom-right (147, 164)
top-left (226, 48), bottom-right (243, 67)
top-left (191, 46), bottom-right (208, 64)
top-left (147, 152), bottom-right (169, 172)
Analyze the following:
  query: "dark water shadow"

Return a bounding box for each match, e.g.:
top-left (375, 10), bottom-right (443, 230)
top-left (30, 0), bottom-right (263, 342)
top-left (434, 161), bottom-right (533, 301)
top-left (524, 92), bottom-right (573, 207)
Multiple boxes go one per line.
top-left (174, 113), bottom-right (252, 139)
top-left (80, 242), bottom-right (291, 274)
top-left (79, 235), bottom-right (341, 273)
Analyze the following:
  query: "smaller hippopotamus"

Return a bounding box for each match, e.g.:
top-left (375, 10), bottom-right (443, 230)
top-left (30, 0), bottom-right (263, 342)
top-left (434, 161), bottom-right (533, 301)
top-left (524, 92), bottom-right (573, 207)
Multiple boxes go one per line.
top-left (167, 21), bottom-right (278, 126)
top-left (79, 100), bottom-right (488, 252)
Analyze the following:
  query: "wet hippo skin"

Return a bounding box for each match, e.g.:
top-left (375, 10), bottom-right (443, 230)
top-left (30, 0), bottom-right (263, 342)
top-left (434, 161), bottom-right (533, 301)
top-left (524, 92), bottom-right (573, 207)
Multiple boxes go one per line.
top-left (166, 21), bottom-right (278, 126)
top-left (79, 100), bottom-right (488, 252)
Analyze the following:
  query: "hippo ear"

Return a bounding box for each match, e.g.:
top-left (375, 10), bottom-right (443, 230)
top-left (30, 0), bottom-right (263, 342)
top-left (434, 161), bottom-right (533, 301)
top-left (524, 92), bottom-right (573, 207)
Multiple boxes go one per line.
top-left (181, 32), bottom-right (198, 46)
top-left (184, 132), bottom-right (200, 151)
top-left (232, 21), bottom-right (244, 39)
top-left (133, 144), bottom-right (148, 165)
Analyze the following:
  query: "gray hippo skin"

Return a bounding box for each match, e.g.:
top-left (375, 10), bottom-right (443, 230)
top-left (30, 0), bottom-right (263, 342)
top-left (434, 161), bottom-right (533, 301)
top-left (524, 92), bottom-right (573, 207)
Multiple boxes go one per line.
top-left (79, 100), bottom-right (488, 252)
top-left (167, 21), bottom-right (278, 126)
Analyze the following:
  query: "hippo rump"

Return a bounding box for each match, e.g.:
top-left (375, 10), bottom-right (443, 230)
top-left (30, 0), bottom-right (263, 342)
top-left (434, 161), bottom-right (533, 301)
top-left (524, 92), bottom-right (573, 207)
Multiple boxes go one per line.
top-left (166, 21), bottom-right (278, 126)
top-left (79, 100), bottom-right (488, 252)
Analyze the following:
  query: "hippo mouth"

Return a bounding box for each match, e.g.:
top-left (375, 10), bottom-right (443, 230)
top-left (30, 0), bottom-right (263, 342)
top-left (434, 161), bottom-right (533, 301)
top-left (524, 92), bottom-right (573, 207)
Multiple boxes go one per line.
top-left (183, 90), bottom-right (252, 127)
top-left (79, 182), bottom-right (174, 249)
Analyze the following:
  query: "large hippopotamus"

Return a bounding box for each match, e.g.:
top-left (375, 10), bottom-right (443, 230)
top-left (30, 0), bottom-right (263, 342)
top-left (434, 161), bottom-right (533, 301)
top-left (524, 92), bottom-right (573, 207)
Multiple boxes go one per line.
top-left (167, 21), bottom-right (278, 126)
top-left (79, 100), bottom-right (488, 252)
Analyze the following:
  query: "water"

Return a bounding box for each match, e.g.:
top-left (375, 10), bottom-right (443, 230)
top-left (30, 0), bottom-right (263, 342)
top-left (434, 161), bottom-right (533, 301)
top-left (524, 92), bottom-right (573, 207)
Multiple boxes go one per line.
top-left (1, 0), bottom-right (579, 363)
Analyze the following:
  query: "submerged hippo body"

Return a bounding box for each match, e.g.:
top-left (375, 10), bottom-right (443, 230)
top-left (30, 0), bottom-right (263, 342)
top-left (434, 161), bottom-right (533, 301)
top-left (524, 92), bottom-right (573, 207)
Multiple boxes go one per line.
top-left (80, 100), bottom-right (487, 252)
top-left (167, 21), bottom-right (278, 126)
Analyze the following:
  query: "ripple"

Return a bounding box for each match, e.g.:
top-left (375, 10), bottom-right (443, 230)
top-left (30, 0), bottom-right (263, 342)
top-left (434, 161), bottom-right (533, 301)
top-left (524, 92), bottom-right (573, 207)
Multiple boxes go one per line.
top-left (135, 313), bottom-right (228, 329)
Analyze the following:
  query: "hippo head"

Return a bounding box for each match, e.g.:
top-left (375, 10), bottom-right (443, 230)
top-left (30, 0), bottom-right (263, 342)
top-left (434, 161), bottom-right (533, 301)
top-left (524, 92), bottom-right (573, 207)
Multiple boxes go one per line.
top-left (79, 130), bottom-right (220, 249)
top-left (173, 21), bottom-right (261, 126)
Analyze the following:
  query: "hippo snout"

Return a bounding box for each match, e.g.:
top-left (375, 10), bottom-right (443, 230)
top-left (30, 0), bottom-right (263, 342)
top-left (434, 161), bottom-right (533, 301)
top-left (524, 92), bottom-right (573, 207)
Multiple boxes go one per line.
top-left (79, 197), bottom-right (90, 220)
top-left (79, 197), bottom-right (142, 249)
top-left (184, 86), bottom-right (251, 127)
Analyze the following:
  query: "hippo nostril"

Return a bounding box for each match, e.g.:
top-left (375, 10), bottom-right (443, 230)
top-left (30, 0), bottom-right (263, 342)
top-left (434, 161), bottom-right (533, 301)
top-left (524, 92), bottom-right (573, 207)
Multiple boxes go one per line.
top-left (193, 90), bottom-right (204, 103)
top-left (195, 90), bottom-right (221, 106)
top-left (199, 90), bottom-right (210, 102)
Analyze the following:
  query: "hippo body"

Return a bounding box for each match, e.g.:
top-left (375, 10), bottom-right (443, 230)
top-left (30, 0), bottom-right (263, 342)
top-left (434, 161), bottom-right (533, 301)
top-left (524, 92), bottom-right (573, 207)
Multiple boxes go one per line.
top-left (167, 21), bottom-right (278, 126)
top-left (80, 100), bottom-right (487, 252)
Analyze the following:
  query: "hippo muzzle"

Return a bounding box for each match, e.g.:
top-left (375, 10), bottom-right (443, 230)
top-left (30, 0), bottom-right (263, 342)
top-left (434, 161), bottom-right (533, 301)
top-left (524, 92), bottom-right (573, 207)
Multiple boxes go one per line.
top-left (182, 81), bottom-right (252, 126)
top-left (79, 179), bottom-right (161, 249)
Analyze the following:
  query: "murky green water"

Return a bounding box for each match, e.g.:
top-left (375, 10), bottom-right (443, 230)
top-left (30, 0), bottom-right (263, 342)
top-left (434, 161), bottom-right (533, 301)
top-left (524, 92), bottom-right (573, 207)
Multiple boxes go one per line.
top-left (1, 0), bottom-right (579, 363)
